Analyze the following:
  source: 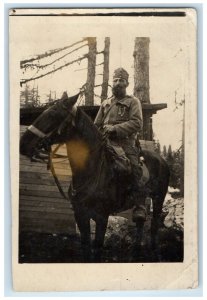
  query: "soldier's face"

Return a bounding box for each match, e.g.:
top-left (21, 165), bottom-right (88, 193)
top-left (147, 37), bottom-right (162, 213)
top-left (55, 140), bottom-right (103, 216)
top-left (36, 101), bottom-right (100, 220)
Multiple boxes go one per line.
top-left (112, 77), bottom-right (128, 98)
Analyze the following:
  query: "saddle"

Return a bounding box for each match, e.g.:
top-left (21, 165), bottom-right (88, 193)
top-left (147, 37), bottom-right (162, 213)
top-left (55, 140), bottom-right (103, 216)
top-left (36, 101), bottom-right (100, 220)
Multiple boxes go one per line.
top-left (105, 141), bottom-right (131, 176)
top-left (105, 141), bottom-right (150, 186)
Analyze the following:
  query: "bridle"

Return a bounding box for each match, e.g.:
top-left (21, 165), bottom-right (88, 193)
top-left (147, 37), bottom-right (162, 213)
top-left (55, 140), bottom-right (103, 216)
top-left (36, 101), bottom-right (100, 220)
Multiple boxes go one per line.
top-left (27, 126), bottom-right (70, 200)
top-left (27, 100), bottom-right (78, 201)
top-left (28, 124), bottom-right (48, 138)
top-left (25, 86), bottom-right (106, 201)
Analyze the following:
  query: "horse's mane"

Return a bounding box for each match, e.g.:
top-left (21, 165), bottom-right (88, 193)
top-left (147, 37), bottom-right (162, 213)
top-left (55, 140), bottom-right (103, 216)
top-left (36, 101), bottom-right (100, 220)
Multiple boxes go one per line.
top-left (75, 107), bottom-right (103, 148)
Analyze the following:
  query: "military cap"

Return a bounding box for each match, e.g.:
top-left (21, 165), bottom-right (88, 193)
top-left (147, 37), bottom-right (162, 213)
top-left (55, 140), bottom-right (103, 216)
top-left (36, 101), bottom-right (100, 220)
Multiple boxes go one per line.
top-left (113, 68), bottom-right (129, 82)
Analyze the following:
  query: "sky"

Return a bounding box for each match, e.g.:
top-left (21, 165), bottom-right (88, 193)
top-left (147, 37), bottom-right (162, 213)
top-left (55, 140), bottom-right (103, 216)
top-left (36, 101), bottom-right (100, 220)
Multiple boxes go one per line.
top-left (10, 9), bottom-right (196, 151)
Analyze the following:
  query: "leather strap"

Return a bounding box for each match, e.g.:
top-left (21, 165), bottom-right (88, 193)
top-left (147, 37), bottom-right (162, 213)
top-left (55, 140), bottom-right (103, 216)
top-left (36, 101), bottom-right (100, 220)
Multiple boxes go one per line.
top-left (48, 144), bottom-right (68, 200)
top-left (28, 125), bottom-right (46, 138)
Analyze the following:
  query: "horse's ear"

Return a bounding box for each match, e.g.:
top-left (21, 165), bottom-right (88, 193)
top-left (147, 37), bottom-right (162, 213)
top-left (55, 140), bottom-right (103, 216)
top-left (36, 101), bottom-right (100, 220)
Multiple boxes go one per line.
top-left (61, 91), bottom-right (69, 101)
top-left (60, 91), bottom-right (80, 108)
top-left (68, 92), bottom-right (80, 106)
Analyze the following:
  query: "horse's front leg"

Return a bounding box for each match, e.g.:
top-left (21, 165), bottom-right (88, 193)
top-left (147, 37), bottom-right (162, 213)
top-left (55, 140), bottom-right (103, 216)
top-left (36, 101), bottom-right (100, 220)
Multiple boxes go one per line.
top-left (132, 195), bottom-right (147, 246)
top-left (93, 215), bottom-right (109, 262)
top-left (151, 195), bottom-right (164, 247)
top-left (74, 210), bottom-right (91, 262)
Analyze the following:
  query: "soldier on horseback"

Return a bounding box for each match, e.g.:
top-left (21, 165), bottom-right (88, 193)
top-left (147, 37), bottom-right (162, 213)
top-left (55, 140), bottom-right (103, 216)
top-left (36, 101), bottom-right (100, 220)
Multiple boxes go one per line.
top-left (94, 67), bottom-right (147, 222)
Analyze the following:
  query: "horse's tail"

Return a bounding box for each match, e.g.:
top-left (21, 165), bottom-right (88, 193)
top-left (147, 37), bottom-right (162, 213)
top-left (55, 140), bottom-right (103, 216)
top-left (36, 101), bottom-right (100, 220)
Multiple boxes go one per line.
top-left (141, 149), bottom-right (170, 196)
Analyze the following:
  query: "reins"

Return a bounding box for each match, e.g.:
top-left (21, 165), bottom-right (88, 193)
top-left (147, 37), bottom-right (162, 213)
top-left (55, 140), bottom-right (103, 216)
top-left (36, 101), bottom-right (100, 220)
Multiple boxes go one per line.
top-left (47, 144), bottom-right (69, 200)
top-left (51, 122), bottom-right (107, 200)
top-left (69, 148), bottom-right (105, 200)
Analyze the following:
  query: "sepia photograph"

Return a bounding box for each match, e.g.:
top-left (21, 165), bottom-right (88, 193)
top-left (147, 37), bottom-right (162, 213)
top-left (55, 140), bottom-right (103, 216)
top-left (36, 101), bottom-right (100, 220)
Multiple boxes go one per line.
top-left (9, 8), bottom-right (198, 291)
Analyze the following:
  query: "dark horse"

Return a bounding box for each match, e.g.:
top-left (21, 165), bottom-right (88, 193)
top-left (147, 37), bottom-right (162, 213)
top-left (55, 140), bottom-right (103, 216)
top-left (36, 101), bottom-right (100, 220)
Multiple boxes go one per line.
top-left (20, 92), bottom-right (170, 262)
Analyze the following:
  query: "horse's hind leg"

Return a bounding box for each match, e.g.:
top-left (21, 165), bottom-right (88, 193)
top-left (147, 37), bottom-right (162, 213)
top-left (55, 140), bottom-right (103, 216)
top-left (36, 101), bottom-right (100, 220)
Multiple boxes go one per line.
top-left (131, 216), bottom-right (145, 262)
top-left (93, 215), bottom-right (108, 262)
top-left (132, 194), bottom-right (147, 246)
top-left (74, 210), bottom-right (91, 262)
top-left (151, 193), bottom-right (165, 251)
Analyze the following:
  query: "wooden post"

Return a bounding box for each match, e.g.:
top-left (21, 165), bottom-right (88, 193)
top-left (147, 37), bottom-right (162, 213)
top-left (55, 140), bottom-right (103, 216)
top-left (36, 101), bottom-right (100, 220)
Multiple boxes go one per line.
top-left (85, 37), bottom-right (97, 106)
top-left (143, 114), bottom-right (152, 140)
top-left (101, 37), bottom-right (110, 102)
top-left (133, 37), bottom-right (150, 104)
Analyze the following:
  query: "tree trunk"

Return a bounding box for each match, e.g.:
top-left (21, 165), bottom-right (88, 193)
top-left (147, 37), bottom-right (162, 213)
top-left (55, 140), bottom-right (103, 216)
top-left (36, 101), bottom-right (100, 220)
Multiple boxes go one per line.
top-left (101, 37), bottom-right (110, 102)
top-left (85, 37), bottom-right (97, 106)
top-left (133, 37), bottom-right (150, 104)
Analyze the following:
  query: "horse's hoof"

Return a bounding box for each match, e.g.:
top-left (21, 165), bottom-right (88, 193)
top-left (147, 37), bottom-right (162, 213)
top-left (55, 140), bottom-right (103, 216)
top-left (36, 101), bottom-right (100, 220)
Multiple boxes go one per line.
top-left (132, 209), bottom-right (146, 222)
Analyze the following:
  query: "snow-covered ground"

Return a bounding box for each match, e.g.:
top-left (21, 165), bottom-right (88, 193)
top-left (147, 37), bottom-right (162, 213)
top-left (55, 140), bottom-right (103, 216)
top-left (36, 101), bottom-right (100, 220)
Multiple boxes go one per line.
top-left (163, 188), bottom-right (184, 230)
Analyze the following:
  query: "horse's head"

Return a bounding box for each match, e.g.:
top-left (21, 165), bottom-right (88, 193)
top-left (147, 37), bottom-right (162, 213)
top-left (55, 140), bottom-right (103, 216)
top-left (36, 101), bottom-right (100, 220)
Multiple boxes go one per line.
top-left (20, 91), bottom-right (80, 159)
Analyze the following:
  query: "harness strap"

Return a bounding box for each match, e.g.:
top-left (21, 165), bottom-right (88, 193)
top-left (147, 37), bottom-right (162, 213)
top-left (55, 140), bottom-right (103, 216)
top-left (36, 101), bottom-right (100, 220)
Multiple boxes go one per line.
top-left (28, 125), bottom-right (46, 138)
top-left (48, 144), bottom-right (68, 200)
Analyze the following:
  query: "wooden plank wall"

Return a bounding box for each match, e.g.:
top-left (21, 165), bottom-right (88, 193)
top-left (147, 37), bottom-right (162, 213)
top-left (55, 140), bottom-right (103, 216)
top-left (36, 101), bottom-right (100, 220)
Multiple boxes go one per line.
top-left (140, 140), bottom-right (155, 151)
top-left (20, 125), bottom-right (76, 234)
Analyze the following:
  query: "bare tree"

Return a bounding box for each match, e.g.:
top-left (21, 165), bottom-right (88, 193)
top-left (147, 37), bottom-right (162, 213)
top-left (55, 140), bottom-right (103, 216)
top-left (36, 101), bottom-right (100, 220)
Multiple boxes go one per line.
top-left (101, 37), bottom-right (110, 101)
top-left (20, 39), bottom-right (87, 69)
top-left (85, 37), bottom-right (97, 105)
top-left (133, 37), bottom-right (150, 104)
top-left (20, 55), bottom-right (87, 86)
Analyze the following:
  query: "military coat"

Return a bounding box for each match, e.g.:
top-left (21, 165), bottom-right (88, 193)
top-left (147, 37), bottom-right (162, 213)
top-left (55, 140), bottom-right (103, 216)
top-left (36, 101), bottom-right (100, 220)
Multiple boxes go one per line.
top-left (94, 95), bottom-right (143, 145)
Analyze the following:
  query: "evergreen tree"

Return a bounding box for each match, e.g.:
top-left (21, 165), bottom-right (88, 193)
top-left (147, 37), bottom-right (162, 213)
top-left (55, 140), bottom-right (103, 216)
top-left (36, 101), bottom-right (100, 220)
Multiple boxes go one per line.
top-left (166, 148), bottom-right (184, 195)
top-left (154, 140), bottom-right (161, 154)
top-left (20, 84), bottom-right (40, 108)
top-left (162, 145), bottom-right (167, 158)
top-left (167, 145), bottom-right (172, 158)
top-left (167, 145), bottom-right (174, 163)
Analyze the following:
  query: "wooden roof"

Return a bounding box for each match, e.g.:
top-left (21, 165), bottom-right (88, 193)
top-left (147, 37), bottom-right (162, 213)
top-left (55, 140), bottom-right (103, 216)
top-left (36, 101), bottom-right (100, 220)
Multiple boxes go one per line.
top-left (142, 103), bottom-right (167, 113)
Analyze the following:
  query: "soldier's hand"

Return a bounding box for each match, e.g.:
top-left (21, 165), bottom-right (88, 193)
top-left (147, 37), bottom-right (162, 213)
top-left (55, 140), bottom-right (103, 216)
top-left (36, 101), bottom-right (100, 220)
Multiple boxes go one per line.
top-left (103, 125), bottom-right (116, 137)
top-left (103, 125), bottom-right (114, 133)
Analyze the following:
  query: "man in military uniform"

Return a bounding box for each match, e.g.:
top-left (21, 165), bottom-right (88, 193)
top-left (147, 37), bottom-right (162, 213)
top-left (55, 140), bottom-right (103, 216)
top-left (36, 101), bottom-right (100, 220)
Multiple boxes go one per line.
top-left (94, 67), bottom-right (146, 222)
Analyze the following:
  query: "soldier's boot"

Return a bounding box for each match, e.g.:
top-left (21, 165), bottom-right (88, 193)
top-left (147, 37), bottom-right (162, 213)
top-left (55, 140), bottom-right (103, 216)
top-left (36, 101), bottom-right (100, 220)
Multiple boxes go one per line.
top-left (132, 204), bottom-right (147, 222)
top-left (125, 149), bottom-right (147, 222)
top-left (131, 166), bottom-right (147, 222)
